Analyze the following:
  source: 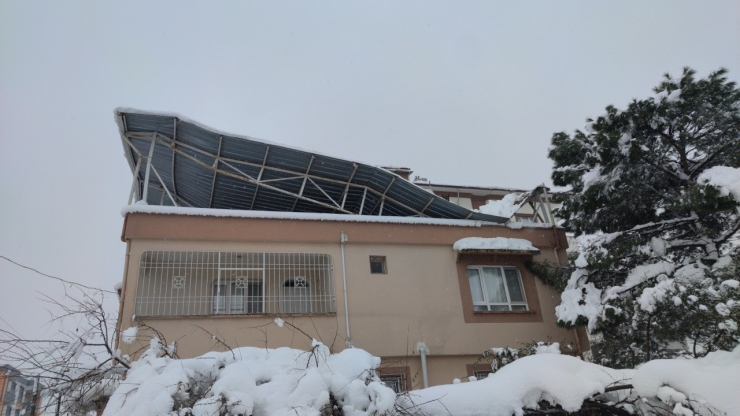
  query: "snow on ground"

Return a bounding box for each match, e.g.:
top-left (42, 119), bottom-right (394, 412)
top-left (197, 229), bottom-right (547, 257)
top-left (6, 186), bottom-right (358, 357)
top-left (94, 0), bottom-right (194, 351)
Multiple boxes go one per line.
top-left (400, 352), bottom-right (634, 416)
top-left (632, 346), bottom-right (740, 415)
top-left (402, 345), bottom-right (740, 416)
top-left (103, 341), bottom-right (740, 416)
top-left (453, 237), bottom-right (539, 252)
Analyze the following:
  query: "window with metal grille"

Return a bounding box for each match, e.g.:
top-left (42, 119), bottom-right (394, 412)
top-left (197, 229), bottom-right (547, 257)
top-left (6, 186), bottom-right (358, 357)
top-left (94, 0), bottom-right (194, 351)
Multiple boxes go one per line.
top-left (466, 266), bottom-right (528, 311)
top-left (379, 375), bottom-right (405, 393)
top-left (473, 370), bottom-right (493, 379)
top-left (369, 256), bottom-right (387, 274)
top-left (135, 251), bottom-right (334, 317)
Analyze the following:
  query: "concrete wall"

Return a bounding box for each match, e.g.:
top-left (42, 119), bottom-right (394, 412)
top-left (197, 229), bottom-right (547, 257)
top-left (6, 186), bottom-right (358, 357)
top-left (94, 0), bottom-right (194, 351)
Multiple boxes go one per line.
top-left (116, 213), bottom-right (584, 388)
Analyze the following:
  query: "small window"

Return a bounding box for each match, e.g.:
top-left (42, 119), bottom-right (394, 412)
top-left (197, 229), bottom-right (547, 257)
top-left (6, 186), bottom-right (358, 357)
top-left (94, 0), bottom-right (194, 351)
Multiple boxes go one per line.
top-left (379, 375), bottom-right (405, 393)
top-left (467, 266), bottom-right (528, 311)
top-left (369, 256), bottom-right (387, 274)
top-left (474, 370), bottom-right (493, 379)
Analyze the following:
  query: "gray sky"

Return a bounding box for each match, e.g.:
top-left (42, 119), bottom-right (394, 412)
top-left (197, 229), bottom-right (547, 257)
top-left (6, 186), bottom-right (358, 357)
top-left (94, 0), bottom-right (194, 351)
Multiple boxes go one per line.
top-left (1, 1), bottom-right (739, 339)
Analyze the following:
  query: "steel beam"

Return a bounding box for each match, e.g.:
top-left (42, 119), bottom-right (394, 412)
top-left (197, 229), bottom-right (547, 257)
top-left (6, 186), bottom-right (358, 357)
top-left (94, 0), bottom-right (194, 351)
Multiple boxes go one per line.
top-left (141, 134), bottom-right (157, 203)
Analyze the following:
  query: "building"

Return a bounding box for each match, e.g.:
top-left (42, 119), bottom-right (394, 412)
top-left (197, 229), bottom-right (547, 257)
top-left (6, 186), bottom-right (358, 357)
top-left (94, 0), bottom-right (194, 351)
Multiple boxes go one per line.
top-left (0, 365), bottom-right (42, 416)
top-left (114, 109), bottom-right (588, 391)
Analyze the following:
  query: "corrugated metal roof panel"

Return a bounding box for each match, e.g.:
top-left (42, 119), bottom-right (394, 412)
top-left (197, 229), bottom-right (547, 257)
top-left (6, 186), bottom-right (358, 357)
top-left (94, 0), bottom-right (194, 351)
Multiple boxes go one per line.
top-left (117, 110), bottom-right (509, 223)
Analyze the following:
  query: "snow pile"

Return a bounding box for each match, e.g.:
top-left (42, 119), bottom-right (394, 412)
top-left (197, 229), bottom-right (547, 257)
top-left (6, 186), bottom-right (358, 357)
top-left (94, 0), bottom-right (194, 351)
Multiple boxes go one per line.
top-left (103, 341), bottom-right (395, 416)
top-left (402, 345), bottom-right (740, 416)
top-left (399, 353), bottom-right (633, 416)
top-left (697, 166), bottom-right (740, 202)
top-left (633, 345), bottom-right (740, 415)
top-left (476, 193), bottom-right (522, 218)
top-left (453, 237), bottom-right (539, 252)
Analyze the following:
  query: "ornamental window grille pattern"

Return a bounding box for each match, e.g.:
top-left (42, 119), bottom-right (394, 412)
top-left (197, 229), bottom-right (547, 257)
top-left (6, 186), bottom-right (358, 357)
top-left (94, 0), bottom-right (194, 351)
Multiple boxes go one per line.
top-left (135, 251), bottom-right (335, 317)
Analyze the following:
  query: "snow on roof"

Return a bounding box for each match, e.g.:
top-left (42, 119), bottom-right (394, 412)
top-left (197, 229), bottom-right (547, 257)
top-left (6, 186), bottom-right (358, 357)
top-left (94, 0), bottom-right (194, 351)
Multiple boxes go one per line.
top-left (122, 203), bottom-right (502, 227)
top-left (453, 237), bottom-right (540, 253)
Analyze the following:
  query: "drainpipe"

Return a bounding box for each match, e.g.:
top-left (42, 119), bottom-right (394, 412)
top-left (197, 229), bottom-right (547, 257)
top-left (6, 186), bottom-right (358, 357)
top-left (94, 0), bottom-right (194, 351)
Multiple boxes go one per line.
top-left (340, 231), bottom-right (352, 348)
top-left (417, 342), bottom-right (430, 388)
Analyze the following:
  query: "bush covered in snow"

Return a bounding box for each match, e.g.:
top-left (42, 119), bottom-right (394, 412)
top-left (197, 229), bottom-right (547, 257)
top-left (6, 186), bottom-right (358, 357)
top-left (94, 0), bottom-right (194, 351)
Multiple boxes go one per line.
top-left (102, 339), bottom-right (396, 416)
top-left (402, 343), bottom-right (740, 416)
top-left (102, 338), bottom-right (740, 416)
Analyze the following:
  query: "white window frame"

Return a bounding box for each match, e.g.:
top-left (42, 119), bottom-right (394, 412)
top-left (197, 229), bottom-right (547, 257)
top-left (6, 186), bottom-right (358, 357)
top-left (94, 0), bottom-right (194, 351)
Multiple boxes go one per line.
top-left (467, 266), bottom-right (528, 311)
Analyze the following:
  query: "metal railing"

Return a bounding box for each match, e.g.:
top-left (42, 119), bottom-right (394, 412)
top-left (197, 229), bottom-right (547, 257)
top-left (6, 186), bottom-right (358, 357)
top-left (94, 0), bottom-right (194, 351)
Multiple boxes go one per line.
top-left (135, 251), bottom-right (335, 317)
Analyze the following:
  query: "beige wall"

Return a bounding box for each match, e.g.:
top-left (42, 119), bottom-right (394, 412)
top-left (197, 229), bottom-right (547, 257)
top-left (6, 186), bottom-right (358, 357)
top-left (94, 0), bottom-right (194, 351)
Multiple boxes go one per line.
top-left (117, 213), bottom-right (583, 387)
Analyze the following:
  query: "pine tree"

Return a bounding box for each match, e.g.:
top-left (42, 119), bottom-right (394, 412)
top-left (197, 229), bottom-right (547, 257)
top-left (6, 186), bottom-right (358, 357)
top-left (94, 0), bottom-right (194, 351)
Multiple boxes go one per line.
top-left (547, 67), bottom-right (740, 368)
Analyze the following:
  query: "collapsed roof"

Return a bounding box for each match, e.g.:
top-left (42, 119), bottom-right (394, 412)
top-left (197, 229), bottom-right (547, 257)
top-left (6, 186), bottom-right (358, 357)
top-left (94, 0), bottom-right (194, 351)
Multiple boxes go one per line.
top-left (116, 110), bottom-right (509, 223)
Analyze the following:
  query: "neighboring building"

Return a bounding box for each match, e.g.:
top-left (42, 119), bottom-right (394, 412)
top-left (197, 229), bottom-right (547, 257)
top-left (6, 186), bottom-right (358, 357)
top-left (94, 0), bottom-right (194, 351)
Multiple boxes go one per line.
top-left (114, 110), bottom-right (589, 391)
top-left (0, 365), bottom-right (42, 416)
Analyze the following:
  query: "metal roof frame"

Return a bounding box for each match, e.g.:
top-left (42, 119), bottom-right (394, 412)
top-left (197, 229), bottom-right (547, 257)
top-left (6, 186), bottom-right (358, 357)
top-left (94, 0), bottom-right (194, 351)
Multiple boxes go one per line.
top-left (116, 110), bottom-right (509, 223)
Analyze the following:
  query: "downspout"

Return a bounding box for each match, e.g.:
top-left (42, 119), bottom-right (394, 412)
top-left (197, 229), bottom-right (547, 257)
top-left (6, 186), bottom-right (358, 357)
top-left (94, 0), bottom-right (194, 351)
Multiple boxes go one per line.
top-left (417, 342), bottom-right (430, 388)
top-left (340, 231), bottom-right (352, 347)
top-left (115, 236), bottom-right (132, 351)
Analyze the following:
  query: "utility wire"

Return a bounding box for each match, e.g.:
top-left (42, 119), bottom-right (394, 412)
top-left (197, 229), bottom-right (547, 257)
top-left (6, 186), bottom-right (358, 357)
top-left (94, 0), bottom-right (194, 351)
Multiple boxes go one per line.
top-left (0, 255), bottom-right (115, 294)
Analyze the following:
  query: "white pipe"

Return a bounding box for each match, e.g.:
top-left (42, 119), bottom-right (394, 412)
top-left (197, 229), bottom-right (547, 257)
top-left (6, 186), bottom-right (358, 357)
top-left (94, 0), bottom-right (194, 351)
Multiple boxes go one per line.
top-left (417, 342), bottom-right (430, 388)
top-left (340, 231), bottom-right (352, 347)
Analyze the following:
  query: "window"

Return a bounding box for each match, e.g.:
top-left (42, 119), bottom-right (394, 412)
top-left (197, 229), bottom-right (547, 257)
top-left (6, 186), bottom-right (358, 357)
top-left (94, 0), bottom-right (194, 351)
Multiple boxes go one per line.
top-left (369, 256), bottom-right (387, 274)
top-left (449, 197), bottom-right (473, 209)
top-left (467, 266), bottom-right (527, 311)
top-left (473, 370), bottom-right (493, 379)
top-left (136, 252), bottom-right (334, 317)
top-left (281, 277), bottom-right (312, 313)
top-left (212, 279), bottom-right (263, 314)
top-left (379, 375), bottom-right (405, 393)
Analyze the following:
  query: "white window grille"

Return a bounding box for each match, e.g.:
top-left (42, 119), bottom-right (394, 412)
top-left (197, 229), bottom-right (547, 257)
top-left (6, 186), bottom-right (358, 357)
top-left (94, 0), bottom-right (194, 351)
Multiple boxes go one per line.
top-left (467, 266), bottom-right (528, 311)
top-left (135, 251), bottom-right (334, 317)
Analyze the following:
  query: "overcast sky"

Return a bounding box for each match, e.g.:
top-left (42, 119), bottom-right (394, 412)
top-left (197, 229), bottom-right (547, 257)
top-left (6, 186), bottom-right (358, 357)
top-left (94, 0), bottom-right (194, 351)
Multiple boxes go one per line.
top-left (1, 1), bottom-right (739, 340)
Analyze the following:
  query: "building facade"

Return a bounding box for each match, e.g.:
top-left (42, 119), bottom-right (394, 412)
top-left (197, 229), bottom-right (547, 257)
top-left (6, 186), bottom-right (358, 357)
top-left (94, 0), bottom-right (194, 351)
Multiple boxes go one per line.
top-left (114, 110), bottom-right (588, 390)
top-left (0, 365), bottom-right (41, 416)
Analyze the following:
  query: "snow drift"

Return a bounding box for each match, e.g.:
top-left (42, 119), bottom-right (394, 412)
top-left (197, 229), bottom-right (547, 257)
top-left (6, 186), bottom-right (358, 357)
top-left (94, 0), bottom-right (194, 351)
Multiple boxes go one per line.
top-left (103, 341), bottom-right (740, 416)
top-left (102, 340), bottom-right (395, 416)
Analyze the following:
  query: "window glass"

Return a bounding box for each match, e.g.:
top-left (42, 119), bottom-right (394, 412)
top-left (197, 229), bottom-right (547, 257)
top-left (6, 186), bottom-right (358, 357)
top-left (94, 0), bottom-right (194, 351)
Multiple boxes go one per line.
top-left (229, 282), bottom-right (245, 313)
top-left (504, 269), bottom-right (524, 302)
top-left (369, 256), bottom-right (387, 274)
top-left (467, 269), bottom-right (484, 302)
top-left (467, 266), bottom-right (528, 312)
top-left (482, 267), bottom-right (507, 303)
top-left (213, 283), bottom-right (227, 314)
